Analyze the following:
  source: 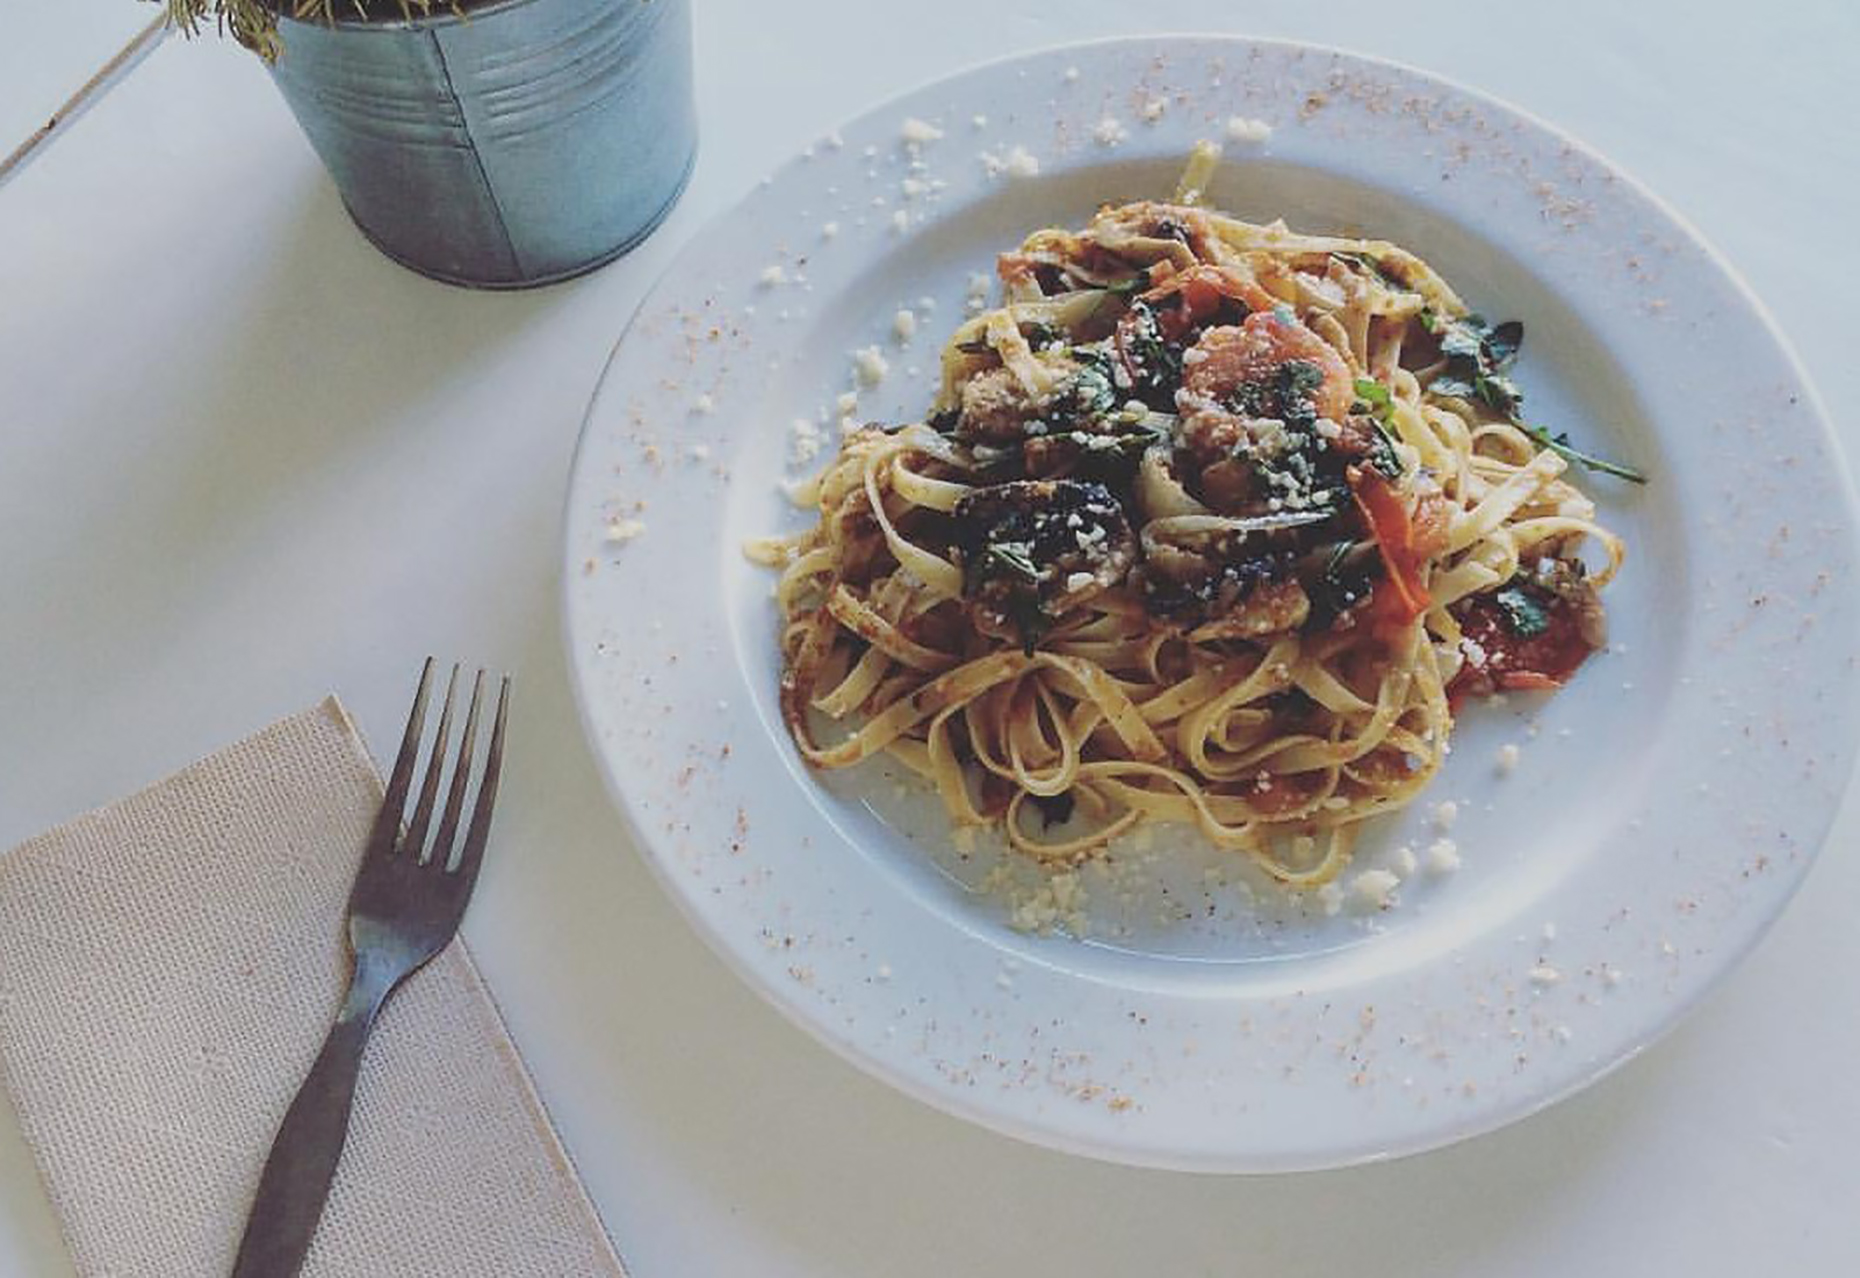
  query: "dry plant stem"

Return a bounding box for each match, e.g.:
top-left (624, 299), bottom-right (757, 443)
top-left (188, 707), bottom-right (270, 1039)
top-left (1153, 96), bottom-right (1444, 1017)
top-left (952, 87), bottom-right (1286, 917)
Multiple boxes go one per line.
top-left (158, 1), bottom-right (437, 62)
top-left (0, 15), bottom-right (167, 187)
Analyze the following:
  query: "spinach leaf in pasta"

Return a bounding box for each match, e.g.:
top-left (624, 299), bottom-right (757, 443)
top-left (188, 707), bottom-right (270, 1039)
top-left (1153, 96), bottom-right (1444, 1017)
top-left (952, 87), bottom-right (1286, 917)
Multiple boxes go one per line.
top-left (1421, 312), bottom-right (1646, 484)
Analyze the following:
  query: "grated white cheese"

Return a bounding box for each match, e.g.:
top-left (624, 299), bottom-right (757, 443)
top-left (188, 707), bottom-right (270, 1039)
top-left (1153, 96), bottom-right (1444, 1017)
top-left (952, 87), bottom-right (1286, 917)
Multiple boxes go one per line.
top-left (821, 220), bottom-right (840, 239)
top-left (1063, 66), bottom-right (1080, 82)
top-left (893, 309), bottom-right (917, 343)
top-left (982, 145), bottom-right (1041, 178)
top-left (970, 113), bottom-right (988, 129)
top-left (1391, 845), bottom-right (1418, 879)
top-left (1315, 882), bottom-right (1344, 917)
top-left (1008, 870), bottom-right (1088, 935)
top-left (900, 176), bottom-right (927, 200)
top-left (757, 264), bottom-right (786, 288)
top-left (836, 391), bottom-right (859, 416)
top-left (890, 209), bottom-right (910, 234)
top-left (687, 443), bottom-right (711, 461)
top-left (789, 417), bottom-right (824, 464)
top-left (1350, 869), bottom-right (1401, 912)
top-left (604, 517), bottom-right (646, 543)
top-left (1426, 838), bottom-right (1462, 875)
top-left (1529, 964), bottom-right (1562, 987)
top-left (1063, 571), bottom-right (1095, 592)
top-left (1496, 743), bottom-right (1522, 774)
top-left (1225, 114), bottom-right (1274, 143)
top-left (964, 271), bottom-right (992, 314)
top-left (691, 393), bottom-right (715, 415)
top-left (852, 345), bottom-right (890, 387)
top-left (1431, 800), bottom-right (1460, 830)
top-left (900, 116), bottom-right (944, 145)
top-left (1093, 116), bottom-right (1128, 147)
top-left (1139, 96), bottom-right (1167, 123)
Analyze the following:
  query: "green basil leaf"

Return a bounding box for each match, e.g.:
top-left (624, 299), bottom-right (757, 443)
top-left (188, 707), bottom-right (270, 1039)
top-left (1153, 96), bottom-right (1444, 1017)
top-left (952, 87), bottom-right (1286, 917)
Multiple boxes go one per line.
top-left (1521, 424), bottom-right (1649, 484)
top-left (1438, 325), bottom-right (1486, 362)
top-left (1484, 319), bottom-right (1524, 370)
top-left (986, 541), bottom-right (1040, 581)
top-left (1475, 374), bottom-right (1524, 416)
top-left (1352, 377), bottom-right (1392, 411)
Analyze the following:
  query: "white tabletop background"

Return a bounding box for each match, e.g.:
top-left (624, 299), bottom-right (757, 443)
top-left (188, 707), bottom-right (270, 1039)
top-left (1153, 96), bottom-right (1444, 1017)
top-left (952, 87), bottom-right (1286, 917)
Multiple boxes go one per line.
top-left (4, 1), bottom-right (1857, 1274)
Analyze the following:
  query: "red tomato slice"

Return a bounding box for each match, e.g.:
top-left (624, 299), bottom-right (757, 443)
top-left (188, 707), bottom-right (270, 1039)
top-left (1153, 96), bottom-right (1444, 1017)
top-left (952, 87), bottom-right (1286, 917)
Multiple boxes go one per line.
top-left (1448, 589), bottom-right (1597, 704)
top-left (1351, 472), bottom-right (1430, 626)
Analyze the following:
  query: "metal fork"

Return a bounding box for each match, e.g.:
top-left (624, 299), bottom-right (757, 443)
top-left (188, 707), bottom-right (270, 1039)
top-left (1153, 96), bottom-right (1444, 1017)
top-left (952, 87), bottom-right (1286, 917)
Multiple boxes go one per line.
top-left (231, 659), bottom-right (511, 1278)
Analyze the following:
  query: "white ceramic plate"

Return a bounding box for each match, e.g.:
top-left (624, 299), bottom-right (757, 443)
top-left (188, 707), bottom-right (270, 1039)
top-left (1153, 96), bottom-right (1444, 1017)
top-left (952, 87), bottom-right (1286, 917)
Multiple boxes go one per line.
top-left (563, 37), bottom-right (1860, 1171)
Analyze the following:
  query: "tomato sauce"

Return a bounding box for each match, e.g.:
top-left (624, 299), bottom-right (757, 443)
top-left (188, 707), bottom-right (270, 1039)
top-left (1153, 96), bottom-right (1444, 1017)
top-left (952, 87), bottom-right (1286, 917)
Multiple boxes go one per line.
top-left (1448, 588), bottom-right (1596, 704)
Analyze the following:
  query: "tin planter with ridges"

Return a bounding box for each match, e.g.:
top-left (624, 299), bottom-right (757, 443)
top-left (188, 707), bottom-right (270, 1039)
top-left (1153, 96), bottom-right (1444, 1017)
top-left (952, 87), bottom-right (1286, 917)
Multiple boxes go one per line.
top-left (266, 0), bottom-right (697, 289)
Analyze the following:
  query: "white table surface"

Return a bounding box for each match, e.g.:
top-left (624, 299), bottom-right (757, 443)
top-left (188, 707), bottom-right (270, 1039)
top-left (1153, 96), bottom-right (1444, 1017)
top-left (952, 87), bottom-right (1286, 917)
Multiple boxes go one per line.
top-left (4, 2), bottom-right (1858, 1274)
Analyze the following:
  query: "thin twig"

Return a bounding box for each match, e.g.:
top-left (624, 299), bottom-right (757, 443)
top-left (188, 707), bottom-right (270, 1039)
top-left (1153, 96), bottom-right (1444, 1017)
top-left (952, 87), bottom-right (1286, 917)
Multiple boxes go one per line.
top-left (0, 15), bottom-right (169, 188)
top-left (162, 1), bottom-right (439, 61)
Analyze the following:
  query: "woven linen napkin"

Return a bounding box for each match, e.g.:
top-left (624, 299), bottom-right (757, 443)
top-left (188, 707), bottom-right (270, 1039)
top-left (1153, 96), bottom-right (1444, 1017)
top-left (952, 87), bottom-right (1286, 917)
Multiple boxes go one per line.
top-left (0, 698), bottom-right (626, 1277)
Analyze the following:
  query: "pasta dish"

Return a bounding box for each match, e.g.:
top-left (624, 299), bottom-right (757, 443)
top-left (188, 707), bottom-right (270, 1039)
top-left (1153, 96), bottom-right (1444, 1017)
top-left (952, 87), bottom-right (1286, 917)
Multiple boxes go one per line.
top-left (752, 147), bottom-right (1638, 887)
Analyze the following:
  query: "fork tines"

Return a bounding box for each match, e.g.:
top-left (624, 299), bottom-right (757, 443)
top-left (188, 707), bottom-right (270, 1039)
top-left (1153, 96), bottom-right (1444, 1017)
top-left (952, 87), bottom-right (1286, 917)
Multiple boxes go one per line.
top-left (369, 658), bottom-right (510, 879)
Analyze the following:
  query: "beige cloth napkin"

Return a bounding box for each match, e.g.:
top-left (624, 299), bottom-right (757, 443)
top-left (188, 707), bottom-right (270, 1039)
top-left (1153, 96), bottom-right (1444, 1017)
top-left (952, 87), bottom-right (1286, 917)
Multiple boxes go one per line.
top-left (0, 699), bottom-right (626, 1277)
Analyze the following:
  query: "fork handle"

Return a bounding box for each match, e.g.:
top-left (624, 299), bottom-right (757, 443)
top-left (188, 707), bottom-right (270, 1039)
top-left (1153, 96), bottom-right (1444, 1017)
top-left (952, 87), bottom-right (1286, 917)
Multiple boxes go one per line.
top-left (230, 958), bottom-right (396, 1278)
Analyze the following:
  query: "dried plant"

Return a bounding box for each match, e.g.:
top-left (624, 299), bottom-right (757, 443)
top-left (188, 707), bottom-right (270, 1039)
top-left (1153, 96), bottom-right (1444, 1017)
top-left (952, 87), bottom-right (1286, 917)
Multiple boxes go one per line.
top-left (158, 1), bottom-right (438, 62)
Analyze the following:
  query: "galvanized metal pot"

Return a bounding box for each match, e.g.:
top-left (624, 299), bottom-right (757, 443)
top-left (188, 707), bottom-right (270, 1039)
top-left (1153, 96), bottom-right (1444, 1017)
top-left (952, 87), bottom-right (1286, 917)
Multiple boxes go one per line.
top-left (266, 0), bottom-right (696, 289)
